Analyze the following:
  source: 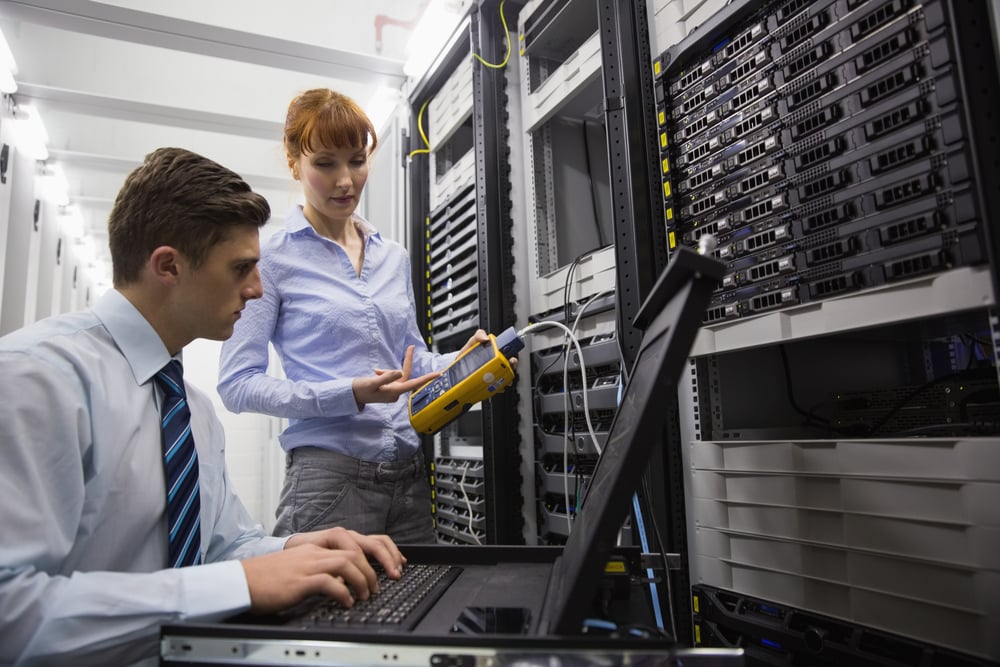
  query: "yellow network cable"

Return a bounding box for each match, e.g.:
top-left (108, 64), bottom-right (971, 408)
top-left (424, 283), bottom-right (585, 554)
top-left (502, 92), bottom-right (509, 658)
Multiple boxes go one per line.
top-left (410, 0), bottom-right (509, 160)
top-left (407, 98), bottom-right (431, 158)
top-left (473, 0), bottom-right (510, 69)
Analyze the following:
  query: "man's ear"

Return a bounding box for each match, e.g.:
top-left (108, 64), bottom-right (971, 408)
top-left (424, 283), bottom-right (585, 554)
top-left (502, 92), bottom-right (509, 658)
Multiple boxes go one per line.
top-left (149, 246), bottom-right (182, 285)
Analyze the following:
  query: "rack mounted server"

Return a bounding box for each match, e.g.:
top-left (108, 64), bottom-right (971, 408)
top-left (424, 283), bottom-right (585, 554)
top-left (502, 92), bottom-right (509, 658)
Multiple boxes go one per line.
top-left (654, 0), bottom-right (992, 324)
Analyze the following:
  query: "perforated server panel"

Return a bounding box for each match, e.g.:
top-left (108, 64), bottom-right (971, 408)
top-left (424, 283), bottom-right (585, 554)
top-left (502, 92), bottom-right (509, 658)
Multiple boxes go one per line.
top-left (417, 43), bottom-right (484, 546)
top-left (427, 184), bottom-right (479, 339)
top-left (654, 0), bottom-right (989, 324)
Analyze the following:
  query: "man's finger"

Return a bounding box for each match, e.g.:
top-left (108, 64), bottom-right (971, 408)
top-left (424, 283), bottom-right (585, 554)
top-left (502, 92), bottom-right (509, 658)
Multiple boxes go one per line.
top-left (364, 536), bottom-right (406, 578)
top-left (319, 553), bottom-right (376, 601)
top-left (307, 572), bottom-right (355, 608)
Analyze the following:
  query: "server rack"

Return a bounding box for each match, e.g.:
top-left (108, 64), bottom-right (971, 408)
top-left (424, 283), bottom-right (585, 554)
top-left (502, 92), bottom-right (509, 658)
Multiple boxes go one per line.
top-left (515, 0), bottom-right (627, 552)
top-left (515, 0), bottom-right (690, 641)
top-left (406, 0), bottom-right (524, 546)
top-left (650, 0), bottom-right (1000, 663)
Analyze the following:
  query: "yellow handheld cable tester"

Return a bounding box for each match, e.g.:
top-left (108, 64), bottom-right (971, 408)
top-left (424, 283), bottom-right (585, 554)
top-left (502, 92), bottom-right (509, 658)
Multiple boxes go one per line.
top-left (408, 327), bottom-right (524, 435)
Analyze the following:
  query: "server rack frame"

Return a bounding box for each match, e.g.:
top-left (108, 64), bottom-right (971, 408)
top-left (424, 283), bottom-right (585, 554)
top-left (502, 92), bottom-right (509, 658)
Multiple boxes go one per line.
top-left (598, 0), bottom-right (693, 646)
top-left (406, 0), bottom-right (525, 546)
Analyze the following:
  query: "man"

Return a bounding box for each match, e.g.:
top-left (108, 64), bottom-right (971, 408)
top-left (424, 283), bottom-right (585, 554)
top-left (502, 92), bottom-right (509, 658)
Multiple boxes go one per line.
top-left (0, 148), bottom-right (412, 666)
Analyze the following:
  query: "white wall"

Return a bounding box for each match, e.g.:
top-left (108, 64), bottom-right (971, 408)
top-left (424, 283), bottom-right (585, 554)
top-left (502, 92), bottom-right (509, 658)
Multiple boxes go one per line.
top-left (0, 138), bottom-right (41, 334)
top-left (184, 338), bottom-right (284, 533)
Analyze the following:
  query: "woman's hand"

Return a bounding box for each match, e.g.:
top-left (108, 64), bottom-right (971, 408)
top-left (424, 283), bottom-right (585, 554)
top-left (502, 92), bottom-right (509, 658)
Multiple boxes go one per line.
top-left (351, 345), bottom-right (440, 408)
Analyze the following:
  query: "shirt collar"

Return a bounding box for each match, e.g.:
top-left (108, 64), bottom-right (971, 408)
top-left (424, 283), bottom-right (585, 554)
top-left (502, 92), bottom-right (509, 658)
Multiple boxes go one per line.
top-left (285, 206), bottom-right (382, 244)
top-left (92, 288), bottom-right (176, 386)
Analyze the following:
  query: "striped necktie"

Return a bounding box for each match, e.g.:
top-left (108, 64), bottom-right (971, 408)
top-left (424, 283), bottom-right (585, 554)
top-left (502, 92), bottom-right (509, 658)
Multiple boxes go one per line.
top-left (155, 359), bottom-right (203, 567)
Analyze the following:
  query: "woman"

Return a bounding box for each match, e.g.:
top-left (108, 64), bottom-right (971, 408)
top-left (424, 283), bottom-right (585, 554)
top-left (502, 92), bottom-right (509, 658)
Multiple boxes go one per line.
top-left (218, 88), bottom-right (487, 543)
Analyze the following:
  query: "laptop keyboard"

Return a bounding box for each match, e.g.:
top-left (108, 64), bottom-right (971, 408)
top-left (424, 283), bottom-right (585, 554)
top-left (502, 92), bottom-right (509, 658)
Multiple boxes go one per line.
top-left (291, 563), bottom-right (462, 631)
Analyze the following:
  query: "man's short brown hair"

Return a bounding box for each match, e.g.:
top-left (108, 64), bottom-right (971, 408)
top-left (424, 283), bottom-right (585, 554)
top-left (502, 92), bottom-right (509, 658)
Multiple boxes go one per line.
top-left (108, 147), bottom-right (271, 286)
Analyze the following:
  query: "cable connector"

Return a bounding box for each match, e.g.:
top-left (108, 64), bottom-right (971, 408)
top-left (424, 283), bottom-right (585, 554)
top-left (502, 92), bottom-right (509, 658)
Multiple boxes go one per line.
top-left (495, 326), bottom-right (525, 358)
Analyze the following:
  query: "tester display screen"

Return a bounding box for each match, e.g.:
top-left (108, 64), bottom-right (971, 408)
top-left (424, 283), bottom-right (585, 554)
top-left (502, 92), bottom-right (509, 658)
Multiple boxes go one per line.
top-left (445, 342), bottom-right (493, 386)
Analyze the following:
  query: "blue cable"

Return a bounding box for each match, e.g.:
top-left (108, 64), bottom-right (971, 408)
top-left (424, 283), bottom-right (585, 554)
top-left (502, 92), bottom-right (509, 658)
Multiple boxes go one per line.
top-left (616, 377), bottom-right (665, 632)
top-left (633, 493), bottom-right (665, 631)
top-left (582, 618), bottom-right (618, 631)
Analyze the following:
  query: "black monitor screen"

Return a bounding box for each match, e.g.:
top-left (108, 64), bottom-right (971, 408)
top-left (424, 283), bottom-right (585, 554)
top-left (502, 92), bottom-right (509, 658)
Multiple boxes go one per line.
top-left (544, 247), bottom-right (723, 636)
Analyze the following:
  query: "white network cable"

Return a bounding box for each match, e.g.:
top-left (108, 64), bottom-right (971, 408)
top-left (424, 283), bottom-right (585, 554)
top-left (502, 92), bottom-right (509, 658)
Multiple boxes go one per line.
top-left (518, 319), bottom-right (603, 455)
top-left (563, 290), bottom-right (616, 525)
top-left (459, 461), bottom-right (482, 545)
top-left (520, 298), bottom-right (611, 534)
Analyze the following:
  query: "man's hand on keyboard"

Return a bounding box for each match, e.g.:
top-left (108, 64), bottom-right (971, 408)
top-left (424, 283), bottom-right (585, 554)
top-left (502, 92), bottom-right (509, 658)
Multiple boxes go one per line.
top-left (287, 527), bottom-right (406, 580)
top-left (242, 543), bottom-right (378, 613)
top-left (240, 528), bottom-right (406, 614)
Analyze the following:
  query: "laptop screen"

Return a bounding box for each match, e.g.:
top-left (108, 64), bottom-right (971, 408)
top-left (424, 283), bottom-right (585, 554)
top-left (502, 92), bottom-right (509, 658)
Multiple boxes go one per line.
top-left (544, 247), bottom-right (723, 635)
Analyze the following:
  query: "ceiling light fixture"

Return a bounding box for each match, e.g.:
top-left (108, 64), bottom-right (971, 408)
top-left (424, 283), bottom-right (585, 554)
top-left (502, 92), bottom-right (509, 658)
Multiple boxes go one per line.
top-left (14, 104), bottom-right (49, 161)
top-left (58, 203), bottom-right (85, 239)
top-left (403, 0), bottom-right (465, 80)
top-left (37, 163), bottom-right (70, 207)
top-left (0, 27), bottom-right (17, 94)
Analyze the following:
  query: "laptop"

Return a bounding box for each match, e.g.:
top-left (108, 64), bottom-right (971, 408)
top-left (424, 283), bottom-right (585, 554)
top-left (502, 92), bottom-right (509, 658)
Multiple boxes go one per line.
top-left (161, 246), bottom-right (734, 665)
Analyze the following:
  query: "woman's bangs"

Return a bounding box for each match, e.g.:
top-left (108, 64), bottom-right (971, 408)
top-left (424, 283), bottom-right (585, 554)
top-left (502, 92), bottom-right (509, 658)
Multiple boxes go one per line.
top-left (303, 109), bottom-right (369, 154)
